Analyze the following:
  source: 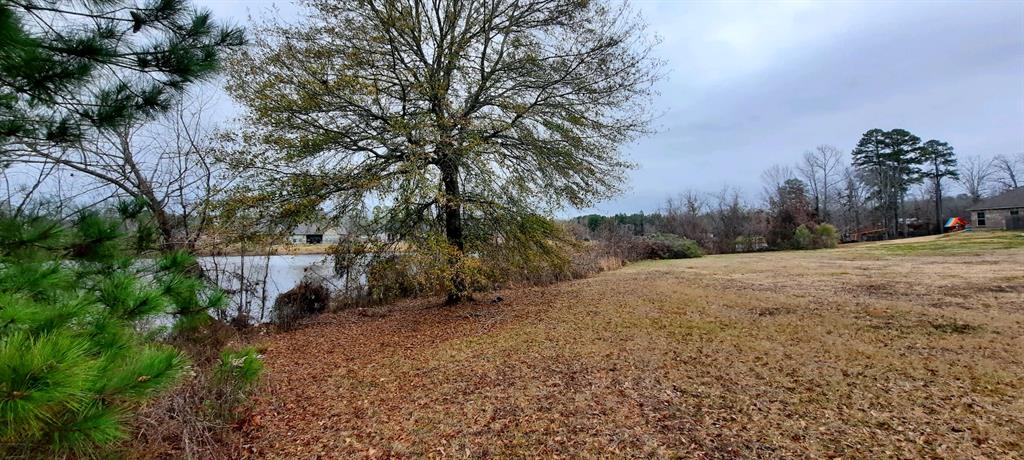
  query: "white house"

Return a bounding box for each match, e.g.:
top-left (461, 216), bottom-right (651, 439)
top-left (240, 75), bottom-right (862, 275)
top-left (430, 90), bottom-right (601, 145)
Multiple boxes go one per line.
top-left (289, 223), bottom-right (344, 244)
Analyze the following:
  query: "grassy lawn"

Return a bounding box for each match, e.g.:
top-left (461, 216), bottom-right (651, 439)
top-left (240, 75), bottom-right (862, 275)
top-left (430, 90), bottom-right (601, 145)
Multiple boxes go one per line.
top-left (869, 230), bottom-right (1024, 256)
top-left (242, 238), bottom-right (1024, 458)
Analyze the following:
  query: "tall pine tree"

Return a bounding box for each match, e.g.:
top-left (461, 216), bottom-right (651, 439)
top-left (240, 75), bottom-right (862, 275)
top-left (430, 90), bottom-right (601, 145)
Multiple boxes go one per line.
top-left (882, 129), bottom-right (923, 237)
top-left (851, 128), bottom-right (924, 238)
top-left (851, 129), bottom-right (894, 236)
top-left (919, 140), bottom-right (959, 234)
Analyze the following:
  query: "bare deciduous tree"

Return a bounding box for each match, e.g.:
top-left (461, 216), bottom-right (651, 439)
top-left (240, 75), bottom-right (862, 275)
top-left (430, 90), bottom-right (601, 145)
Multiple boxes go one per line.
top-left (8, 94), bottom-right (225, 250)
top-left (836, 166), bottom-right (870, 235)
top-left (797, 145), bottom-right (844, 222)
top-left (992, 153), bottom-right (1023, 191)
top-left (2, 159), bottom-right (57, 217)
top-left (710, 187), bottom-right (749, 254)
top-left (663, 190), bottom-right (710, 249)
top-left (958, 154), bottom-right (995, 203)
top-left (760, 164), bottom-right (795, 207)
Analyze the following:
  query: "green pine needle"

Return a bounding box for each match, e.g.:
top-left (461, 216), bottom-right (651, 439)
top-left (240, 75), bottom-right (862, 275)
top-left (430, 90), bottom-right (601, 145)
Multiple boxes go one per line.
top-left (0, 212), bottom-right (223, 455)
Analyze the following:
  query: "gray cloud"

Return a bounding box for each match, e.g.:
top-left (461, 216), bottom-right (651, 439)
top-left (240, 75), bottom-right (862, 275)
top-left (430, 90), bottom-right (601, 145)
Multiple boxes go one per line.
top-left (587, 0), bottom-right (1024, 215)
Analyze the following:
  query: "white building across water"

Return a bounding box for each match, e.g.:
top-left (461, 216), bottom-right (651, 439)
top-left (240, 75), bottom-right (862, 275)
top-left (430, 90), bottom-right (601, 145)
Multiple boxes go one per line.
top-left (288, 223), bottom-right (344, 244)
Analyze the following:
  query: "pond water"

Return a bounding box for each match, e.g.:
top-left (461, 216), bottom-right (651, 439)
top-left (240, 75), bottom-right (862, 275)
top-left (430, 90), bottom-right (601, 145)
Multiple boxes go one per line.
top-left (199, 253), bottom-right (344, 323)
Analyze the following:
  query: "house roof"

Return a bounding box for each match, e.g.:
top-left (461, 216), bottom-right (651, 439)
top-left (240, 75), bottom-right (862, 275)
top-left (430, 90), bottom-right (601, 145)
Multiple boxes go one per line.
top-left (292, 223), bottom-right (323, 234)
top-left (967, 187), bottom-right (1024, 211)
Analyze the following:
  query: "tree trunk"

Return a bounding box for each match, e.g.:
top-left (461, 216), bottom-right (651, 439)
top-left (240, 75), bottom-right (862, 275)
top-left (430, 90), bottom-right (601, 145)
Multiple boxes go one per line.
top-left (897, 194), bottom-right (904, 238)
top-left (880, 166), bottom-right (895, 239)
top-left (821, 177), bottom-right (828, 223)
top-left (150, 204), bottom-right (178, 251)
top-left (892, 205), bottom-right (901, 238)
top-left (893, 170), bottom-right (901, 239)
top-left (439, 157), bottom-right (466, 304)
top-left (892, 195), bottom-right (900, 239)
top-left (121, 133), bottom-right (179, 251)
top-left (130, 179), bottom-right (179, 252)
top-left (893, 168), bottom-right (902, 238)
top-left (934, 177), bottom-right (943, 235)
top-left (439, 159), bottom-right (464, 252)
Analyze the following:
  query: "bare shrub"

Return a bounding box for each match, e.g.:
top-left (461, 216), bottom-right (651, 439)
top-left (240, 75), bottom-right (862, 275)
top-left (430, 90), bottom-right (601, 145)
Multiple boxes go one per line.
top-left (127, 328), bottom-right (264, 459)
top-left (564, 239), bottom-right (646, 279)
top-left (364, 255), bottom-right (418, 303)
top-left (566, 242), bottom-right (623, 279)
top-left (644, 233), bottom-right (704, 259)
top-left (273, 277), bottom-right (331, 330)
top-left (364, 239), bottom-right (489, 302)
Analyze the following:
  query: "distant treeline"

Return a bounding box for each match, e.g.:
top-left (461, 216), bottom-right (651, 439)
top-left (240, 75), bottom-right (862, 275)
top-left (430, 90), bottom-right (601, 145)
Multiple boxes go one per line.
top-left (568, 132), bottom-right (1022, 254)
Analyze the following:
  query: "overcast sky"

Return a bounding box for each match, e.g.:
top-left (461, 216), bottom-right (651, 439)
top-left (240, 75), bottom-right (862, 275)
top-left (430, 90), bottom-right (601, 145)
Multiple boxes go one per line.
top-left (205, 0), bottom-right (1024, 216)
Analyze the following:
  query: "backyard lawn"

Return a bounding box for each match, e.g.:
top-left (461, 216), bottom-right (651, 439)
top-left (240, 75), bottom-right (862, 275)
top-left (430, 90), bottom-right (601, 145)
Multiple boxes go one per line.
top-left (241, 232), bottom-right (1024, 458)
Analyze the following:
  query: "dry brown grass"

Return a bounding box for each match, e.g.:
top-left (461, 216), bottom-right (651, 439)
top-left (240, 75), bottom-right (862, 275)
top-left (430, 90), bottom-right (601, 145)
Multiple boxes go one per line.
top-left (270, 243), bottom-right (336, 255)
top-left (241, 233), bottom-right (1024, 458)
top-left (125, 323), bottom-right (266, 460)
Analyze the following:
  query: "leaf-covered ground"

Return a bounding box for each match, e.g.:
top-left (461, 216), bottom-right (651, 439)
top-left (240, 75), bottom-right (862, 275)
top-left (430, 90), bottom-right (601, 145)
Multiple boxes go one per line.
top-left (241, 233), bottom-right (1024, 458)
